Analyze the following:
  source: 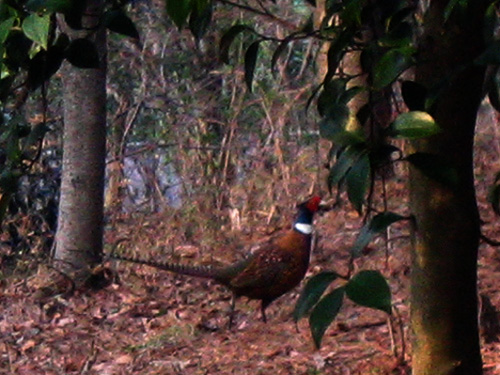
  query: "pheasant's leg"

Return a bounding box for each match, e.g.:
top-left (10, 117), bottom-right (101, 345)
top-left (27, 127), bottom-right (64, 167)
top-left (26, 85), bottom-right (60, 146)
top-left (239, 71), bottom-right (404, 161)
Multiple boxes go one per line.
top-left (261, 302), bottom-right (268, 323)
top-left (228, 294), bottom-right (236, 329)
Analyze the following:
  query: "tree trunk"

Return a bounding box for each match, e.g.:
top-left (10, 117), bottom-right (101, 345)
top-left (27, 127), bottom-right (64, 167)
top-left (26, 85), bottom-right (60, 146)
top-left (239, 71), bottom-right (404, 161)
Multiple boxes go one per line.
top-left (410, 2), bottom-right (487, 374)
top-left (55, 0), bottom-right (107, 284)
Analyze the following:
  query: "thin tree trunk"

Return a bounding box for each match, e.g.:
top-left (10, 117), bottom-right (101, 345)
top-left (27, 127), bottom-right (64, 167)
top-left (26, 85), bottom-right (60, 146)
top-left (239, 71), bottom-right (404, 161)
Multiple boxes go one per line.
top-left (410, 1), bottom-right (486, 374)
top-left (55, 0), bottom-right (107, 284)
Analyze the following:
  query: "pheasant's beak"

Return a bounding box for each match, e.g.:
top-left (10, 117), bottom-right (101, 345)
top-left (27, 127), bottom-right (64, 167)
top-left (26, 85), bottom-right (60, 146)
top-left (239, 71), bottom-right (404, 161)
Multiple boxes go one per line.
top-left (317, 199), bottom-right (334, 214)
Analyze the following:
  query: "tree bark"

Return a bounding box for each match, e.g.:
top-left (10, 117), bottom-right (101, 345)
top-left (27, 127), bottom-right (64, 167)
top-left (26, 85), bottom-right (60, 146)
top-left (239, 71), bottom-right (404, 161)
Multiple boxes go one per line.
top-left (55, 0), bottom-right (107, 284)
top-left (410, 1), bottom-right (487, 374)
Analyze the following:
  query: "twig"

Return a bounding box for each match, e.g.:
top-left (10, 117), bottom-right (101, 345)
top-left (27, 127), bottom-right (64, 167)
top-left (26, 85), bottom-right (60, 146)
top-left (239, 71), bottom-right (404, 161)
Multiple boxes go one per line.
top-left (217, 0), bottom-right (297, 30)
top-left (480, 233), bottom-right (500, 246)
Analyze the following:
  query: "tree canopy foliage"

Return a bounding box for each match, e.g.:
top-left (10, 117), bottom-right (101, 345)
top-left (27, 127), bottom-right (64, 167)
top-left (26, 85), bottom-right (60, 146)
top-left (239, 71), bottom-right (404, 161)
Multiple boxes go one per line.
top-left (1, 1), bottom-right (499, 373)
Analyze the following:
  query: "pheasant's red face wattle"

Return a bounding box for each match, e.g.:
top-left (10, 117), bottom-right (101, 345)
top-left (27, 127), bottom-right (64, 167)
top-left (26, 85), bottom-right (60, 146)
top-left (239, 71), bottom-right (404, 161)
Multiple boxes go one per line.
top-left (306, 195), bottom-right (322, 212)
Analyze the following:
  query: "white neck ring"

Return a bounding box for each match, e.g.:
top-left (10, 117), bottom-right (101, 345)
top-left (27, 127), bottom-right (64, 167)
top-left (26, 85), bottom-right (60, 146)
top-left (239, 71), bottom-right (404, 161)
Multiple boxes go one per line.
top-left (294, 223), bottom-right (313, 234)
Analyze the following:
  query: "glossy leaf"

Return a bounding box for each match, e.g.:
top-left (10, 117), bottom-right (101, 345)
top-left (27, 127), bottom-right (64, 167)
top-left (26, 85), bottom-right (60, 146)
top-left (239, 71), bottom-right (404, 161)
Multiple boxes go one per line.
top-left (65, 38), bottom-right (99, 69)
top-left (346, 153), bottom-right (370, 214)
top-left (0, 17), bottom-right (14, 44)
top-left (389, 111), bottom-right (440, 139)
top-left (244, 41), bottom-right (260, 92)
top-left (166, 0), bottom-right (191, 29)
top-left (309, 287), bottom-right (345, 348)
top-left (373, 47), bottom-right (414, 89)
top-left (103, 9), bottom-right (139, 39)
top-left (22, 13), bottom-right (50, 50)
top-left (351, 212), bottom-right (406, 257)
top-left (219, 25), bottom-right (253, 64)
top-left (293, 271), bottom-right (339, 322)
top-left (405, 152), bottom-right (459, 187)
top-left (401, 80), bottom-right (427, 111)
top-left (345, 270), bottom-right (391, 314)
top-left (328, 144), bottom-right (366, 191)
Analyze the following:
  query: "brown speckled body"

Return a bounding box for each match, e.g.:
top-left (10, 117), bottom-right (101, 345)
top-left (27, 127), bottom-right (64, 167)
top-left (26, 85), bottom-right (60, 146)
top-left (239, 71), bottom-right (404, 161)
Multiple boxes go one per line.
top-left (227, 230), bottom-right (312, 307)
top-left (111, 196), bottom-right (321, 325)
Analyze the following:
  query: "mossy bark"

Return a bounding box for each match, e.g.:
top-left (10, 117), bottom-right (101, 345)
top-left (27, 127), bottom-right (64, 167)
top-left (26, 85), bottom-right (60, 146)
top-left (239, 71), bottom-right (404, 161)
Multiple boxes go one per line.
top-left (410, 1), bottom-right (488, 374)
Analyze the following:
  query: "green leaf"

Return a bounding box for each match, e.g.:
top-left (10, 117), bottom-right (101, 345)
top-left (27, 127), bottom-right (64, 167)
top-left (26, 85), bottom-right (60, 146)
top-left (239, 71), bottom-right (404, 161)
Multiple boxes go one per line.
top-left (309, 287), bottom-right (345, 348)
top-left (25, 0), bottom-right (72, 13)
top-left (389, 111), bottom-right (440, 139)
top-left (293, 271), bottom-right (339, 322)
top-left (345, 270), bottom-right (391, 314)
top-left (373, 47), bottom-right (414, 89)
top-left (378, 21), bottom-right (413, 48)
top-left (65, 38), bottom-right (99, 69)
top-left (219, 24), bottom-right (253, 64)
top-left (166, 0), bottom-right (191, 29)
top-left (401, 80), bottom-right (427, 111)
top-left (271, 37), bottom-right (291, 73)
top-left (189, 0), bottom-right (212, 41)
top-left (339, 86), bottom-right (364, 105)
top-left (27, 45), bottom-right (65, 90)
top-left (22, 13), bottom-right (51, 50)
top-left (341, 0), bottom-right (367, 26)
top-left (318, 104), bottom-right (350, 141)
top-left (324, 31), bottom-right (352, 81)
top-left (317, 79), bottom-right (347, 116)
top-left (328, 144), bottom-right (366, 191)
top-left (405, 152), bottom-right (459, 187)
top-left (329, 129), bottom-right (365, 146)
top-left (103, 9), bottom-right (139, 39)
top-left (0, 17), bottom-right (14, 44)
top-left (244, 41), bottom-right (260, 92)
top-left (346, 153), bottom-right (370, 214)
top-left (351, 212), bottom-right (406, 257)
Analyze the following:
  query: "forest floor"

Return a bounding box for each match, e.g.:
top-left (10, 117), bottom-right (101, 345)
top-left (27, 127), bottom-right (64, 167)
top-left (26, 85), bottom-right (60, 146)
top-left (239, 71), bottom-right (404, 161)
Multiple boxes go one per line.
top-left (1, 178), bottom-right (500, 375)
top-left (2, 118), bottom-right (500, 374)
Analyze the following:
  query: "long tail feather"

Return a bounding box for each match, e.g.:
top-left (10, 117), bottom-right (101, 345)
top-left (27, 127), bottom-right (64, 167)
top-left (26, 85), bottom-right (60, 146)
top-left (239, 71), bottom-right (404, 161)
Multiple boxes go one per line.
top-left (109, 253), bottom-right (221, 280)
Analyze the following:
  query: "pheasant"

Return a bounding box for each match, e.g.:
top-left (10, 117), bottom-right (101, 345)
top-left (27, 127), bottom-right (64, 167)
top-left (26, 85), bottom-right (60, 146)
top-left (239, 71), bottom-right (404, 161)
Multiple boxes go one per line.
top-left (110, 195), bottom-right (323, 327)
